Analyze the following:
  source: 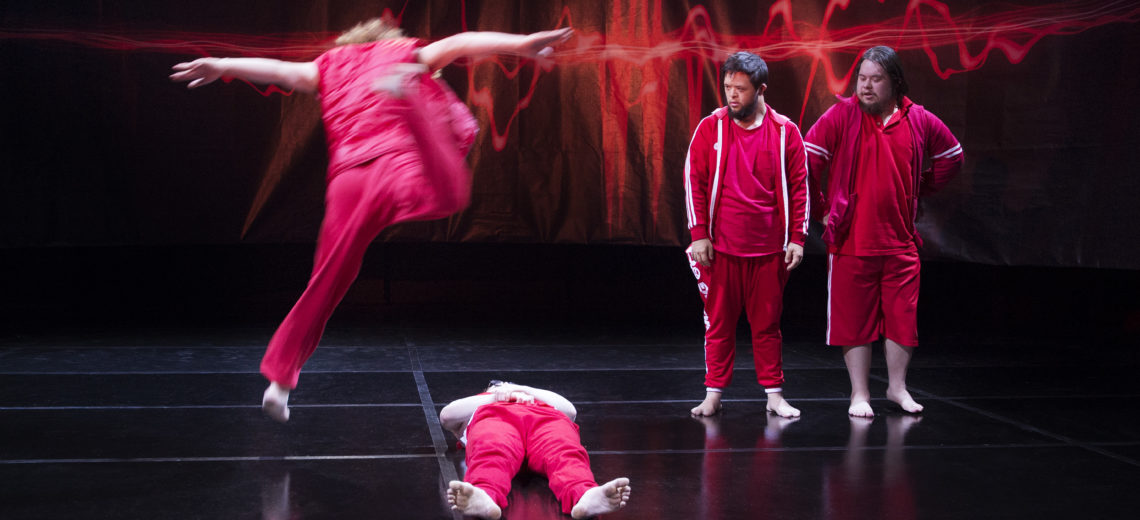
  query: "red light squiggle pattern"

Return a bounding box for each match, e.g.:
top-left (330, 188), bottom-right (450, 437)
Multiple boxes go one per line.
top-left (3, 1), bottom-right (1136, 128)
top-left (2, 1), bottom-right (1137, 239)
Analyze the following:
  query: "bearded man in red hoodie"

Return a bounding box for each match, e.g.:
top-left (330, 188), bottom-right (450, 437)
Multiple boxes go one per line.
top-left (684, 51), bottom-right (810, 419)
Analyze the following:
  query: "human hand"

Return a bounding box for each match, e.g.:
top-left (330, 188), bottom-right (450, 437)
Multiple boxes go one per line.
top-left (521, 27), bottom-right (574, 59)
top-left (371, 62), bottom-right (429, 98)
top-left (690, 238), bottom-right (714, 267)
top-left (492, 383), bottom-right (525, 401)
top-left (785, 243), bottom-right (804, 271)
top-left (170, 58), bottom-right (225, 89)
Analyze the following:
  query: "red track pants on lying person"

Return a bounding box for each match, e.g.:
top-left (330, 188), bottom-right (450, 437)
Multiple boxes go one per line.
top-left (463, 402), bottom-right (597, 515)
top-left (687, 249), bottom-right (790, 391)
top-left (259, 97), bottom-right (472, 389)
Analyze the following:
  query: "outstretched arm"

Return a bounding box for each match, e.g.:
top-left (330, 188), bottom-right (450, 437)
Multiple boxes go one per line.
top-left (170, 58), bottom-right (319, 94)
top-left (416, 27), bottom-right (573, 71)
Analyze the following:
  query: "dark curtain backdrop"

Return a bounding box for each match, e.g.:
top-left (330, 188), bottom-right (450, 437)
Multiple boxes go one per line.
top-left (2, 1), bottom-right (1138, 268)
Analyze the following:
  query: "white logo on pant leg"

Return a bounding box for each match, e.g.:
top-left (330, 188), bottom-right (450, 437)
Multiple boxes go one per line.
top-left (703, 310), bottom-right (710, 331)
top-left (697, 282), bottom-right (708, 297)
top-left (686, 250), bottom-right (701, 280)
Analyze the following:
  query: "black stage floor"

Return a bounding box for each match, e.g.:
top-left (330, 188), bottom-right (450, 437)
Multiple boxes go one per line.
top-left (2, 244), bottom-right (1138, 518)
top-left (2, 322), bottom-right (1139, 519)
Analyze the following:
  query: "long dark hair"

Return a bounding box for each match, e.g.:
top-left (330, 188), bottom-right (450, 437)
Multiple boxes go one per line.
top-left (855, 46), bottom-right (908, 101)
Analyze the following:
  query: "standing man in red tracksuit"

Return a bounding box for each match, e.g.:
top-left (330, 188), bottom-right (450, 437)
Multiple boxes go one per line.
top-left (685, 51), bottom-right (810, 419)
top-left (804, 46), bottom-right (964, 417)
top-left (440, 381), bottom-right (632, 519)
top-left (171, 18), bottom-right (573, 422)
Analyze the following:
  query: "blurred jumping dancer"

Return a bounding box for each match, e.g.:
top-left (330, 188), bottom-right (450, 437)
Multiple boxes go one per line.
top-left (172, 18), bottom-right (573, 422)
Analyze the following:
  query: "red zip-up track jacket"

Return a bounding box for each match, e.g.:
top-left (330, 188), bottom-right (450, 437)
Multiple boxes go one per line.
top-left (804, 95), bottom-right (964, 248)
top-left (684, 104), bottom-right (810, 249)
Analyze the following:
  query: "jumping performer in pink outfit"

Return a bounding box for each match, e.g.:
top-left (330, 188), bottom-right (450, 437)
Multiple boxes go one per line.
top-left (439, 381), bottom-right (632, 519)
top-left (171, 18), bottom-right (573, 422)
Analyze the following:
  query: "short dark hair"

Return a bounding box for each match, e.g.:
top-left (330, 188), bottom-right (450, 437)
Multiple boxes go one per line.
top-left (723, 51), bottom-right (768, 89)
top-left (855, 46), bottom-right (908, 100)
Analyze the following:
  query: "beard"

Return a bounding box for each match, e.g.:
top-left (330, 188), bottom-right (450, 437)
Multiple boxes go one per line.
top-left (729, 98), bottom-right (760, 121)
top-left (858, 93), bottom-right (895, 117)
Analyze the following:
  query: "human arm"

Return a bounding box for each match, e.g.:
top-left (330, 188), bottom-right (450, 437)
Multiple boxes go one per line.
top-left (787, 122), bottom-right (811, 245)
top-left (438, 393), bottom-right (497, 439)
top-left (490, 383), bottom-right (578, 421)
top-left (804, 106), bottom-right (838, 224)
top-left (416, 27), bottom-right (573, 71)
top-left (920, 112), bottom-right (964, 195)
top-left (170, 57), bottom-right (319, 94)
top-left (685, 118), bottom-right (715, 266)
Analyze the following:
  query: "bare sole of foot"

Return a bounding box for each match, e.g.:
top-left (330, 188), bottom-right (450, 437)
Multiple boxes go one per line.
top-left (262, 383), bottom-right (290, 423)
top-left (848, 400), bottom-right (875, 417)
top-left (447, 481), bottom-right (501, 520)
top-left (571, 477), bottom-right (632, 519)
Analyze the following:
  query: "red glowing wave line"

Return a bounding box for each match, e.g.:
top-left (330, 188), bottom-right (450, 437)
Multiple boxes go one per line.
top-left (2, 1), bottom-right (1137, 132)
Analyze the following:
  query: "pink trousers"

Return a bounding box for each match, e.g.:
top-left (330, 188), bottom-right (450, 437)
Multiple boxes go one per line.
top-left (464, 402), bottom-right (597, 514)
top-left (260, 96), bottom-right (471, 388)
top-left (687, 250), bottom-right (789, 390)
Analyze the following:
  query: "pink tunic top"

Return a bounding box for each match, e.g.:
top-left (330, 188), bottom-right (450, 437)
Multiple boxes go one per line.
top-left (315, 38), bottom-right (478, 181)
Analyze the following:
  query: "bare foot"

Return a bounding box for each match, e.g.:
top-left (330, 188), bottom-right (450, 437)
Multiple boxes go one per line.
top-left (766, 393), bottom-right (801, 418)
top-left (848, 400), bottom-right (874, 418)
top-left (571, 478), bottom-right (631, 519)
top-left (690, 391), bottom-right (723, 416)
top-left (262, 382), bottom-right (291, 423)
top-left (447, 481), bottom-right (501, 520)
top-left (886, 386), bottom-right (924, 413)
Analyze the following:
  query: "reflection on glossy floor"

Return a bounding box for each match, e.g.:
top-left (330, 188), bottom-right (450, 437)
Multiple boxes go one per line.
top-left (2, 323), bottom-right (1139, 519)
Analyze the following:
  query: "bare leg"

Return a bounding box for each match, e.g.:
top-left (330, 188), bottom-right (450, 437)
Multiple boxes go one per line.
top-left (690, 389), bottom-right (723, 416)
top-left (765, 391), bottom-right (801, 418)
top-left (570, 478), bottom-right (632, 520)
top-left (447, 481), bottom-right (502, 520)
top-left (884, 339), bottom-right (923, 413)
top-left (262, 382), bottom-right (291, 423)
top-left (843, 344), bottom-right (874, 417)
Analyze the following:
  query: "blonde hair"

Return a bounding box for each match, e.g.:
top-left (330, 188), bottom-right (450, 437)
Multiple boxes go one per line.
top-left (335, 16), bottom-right (404, 46)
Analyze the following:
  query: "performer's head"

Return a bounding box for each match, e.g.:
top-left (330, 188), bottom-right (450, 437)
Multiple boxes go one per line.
top-left (487, 379), bottom-right (511, 392)
top-left (854, 46), bottom-right (908, 116)
top-left (336, 15), bottom-right (405, 46)
top-left (722, 51), bottom-right (768, 121)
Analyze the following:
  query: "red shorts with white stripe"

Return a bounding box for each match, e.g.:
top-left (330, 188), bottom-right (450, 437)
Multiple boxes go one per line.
top-left (827, 252), bottom-right (920, 347)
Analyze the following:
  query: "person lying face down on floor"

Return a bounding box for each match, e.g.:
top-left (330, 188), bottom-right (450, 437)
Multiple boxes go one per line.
top-left (439, 381), bottom-right (632, 519)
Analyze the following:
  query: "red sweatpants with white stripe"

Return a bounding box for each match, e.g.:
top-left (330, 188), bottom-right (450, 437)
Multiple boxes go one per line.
top-left (463, 402), bottom-right (597, 515)
top-left (687, 249), bottom-right (789, 390)
top-left (260, 96), bottom-right (471, 388)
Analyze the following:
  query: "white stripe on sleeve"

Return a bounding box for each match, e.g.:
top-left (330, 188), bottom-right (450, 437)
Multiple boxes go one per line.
top-left (933, 143), bottom-right (963, 159)
top-left (804, 141), bottom-right (831, 159)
